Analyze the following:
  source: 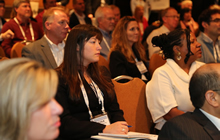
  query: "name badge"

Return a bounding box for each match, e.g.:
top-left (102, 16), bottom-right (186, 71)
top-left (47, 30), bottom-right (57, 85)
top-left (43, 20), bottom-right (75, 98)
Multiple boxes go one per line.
top-left (136, 61), bottom-right (148, 74)
top-left (90, 113), bottom-right (110, 125)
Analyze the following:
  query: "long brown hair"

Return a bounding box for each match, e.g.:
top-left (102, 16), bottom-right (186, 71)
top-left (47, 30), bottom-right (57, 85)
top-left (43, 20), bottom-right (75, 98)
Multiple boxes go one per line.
top-left (57, 24), bottom-right (115, 102)
top-left (110, 16), bottom-right (147, 63)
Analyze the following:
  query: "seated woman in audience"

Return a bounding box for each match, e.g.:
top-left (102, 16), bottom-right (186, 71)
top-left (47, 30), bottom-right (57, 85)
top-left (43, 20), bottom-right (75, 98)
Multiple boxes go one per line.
top-left (0, 58), bottom-right (63, 140)
top-left (55, 24), bottom-right (128, 140)
top-left (134, 5), bottom-right (148, 38)
top-left (146, 29), bottom-right (204, 133)
top-left (109, 16), bottom-right (149, 82)
top-left (180, 8), bottom-right (199, 36)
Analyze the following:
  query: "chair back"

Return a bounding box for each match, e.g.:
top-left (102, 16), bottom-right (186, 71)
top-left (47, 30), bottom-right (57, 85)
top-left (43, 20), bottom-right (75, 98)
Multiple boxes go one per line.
top-left (112, 77), bottom-right (153, 133)
top-left (10, 42), bottom-right (25, 58)
top-left (98, 55), bottom-right (109, 70)
top-left (0, 46), bottom-right (5, 57)
top-left (149, 53), bottom-right (166, 77)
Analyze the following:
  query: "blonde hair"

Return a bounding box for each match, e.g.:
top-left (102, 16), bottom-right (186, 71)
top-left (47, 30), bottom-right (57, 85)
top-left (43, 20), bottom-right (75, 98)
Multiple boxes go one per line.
top-left (110, 16), bottom-right (147, 63)
top-left (0, 58), bottom-right (58, 140)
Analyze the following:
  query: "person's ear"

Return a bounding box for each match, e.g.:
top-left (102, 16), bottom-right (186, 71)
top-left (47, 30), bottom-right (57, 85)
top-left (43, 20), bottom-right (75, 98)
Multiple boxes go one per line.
top-left (76, 44), bottom-right (80, 51)
top-left (205, 90), bottom-right (219, 107)
top-left (45, 21), bottom-right (51, 30)
top-left (173, 45), bottom-right (180, 53)
top-left (202, 21), bottom-right (209, 29)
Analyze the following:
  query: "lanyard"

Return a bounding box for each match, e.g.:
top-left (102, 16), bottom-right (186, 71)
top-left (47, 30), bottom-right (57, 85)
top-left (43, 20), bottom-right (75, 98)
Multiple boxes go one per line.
top-left (78, 73), bottom-right (106, 119)
top-left (14, 17), bottom-right (35, 41)
top-left (102, 37), bottom-right (110, 50)
top-left (213, 43), bottom-right (220, 63)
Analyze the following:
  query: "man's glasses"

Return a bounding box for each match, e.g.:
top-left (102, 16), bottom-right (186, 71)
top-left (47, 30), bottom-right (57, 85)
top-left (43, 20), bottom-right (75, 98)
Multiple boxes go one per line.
top-left (209, 18), bottom-right (220, 23)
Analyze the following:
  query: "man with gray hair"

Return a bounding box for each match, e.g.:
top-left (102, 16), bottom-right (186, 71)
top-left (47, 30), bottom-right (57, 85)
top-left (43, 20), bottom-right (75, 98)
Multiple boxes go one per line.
top-left (95, 5), bottom-right (115, 60)
top-left (1, 0), bottom-right (43, 57)
top-left (159, 63), bottom-right (220, 140)
top-left (22, 7), bottom-right (69, 69)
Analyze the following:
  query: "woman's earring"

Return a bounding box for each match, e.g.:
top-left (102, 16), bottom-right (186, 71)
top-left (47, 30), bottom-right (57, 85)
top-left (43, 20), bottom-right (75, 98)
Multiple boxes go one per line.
top-left (177, 52), bottom-right (181, 60)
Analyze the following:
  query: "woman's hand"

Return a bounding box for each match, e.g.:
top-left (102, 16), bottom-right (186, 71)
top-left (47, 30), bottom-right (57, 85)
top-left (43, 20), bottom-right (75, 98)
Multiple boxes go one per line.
top-left (103, 121), bottom-right (129, 134)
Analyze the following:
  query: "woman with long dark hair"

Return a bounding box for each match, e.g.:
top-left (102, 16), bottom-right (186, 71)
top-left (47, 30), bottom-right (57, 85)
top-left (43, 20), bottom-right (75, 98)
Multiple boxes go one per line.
top-left (56, 24), bottom-right (128, 140)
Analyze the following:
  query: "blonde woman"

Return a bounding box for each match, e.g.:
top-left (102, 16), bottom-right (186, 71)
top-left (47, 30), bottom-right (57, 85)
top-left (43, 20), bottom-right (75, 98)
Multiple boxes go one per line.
top-left (109, 16), bottom-right (149, 82)
top-left (0, 58), bottom-right (63, 140)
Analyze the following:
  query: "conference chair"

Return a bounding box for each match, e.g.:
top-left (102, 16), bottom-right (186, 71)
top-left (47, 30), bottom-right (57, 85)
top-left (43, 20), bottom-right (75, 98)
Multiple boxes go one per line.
top-left (112, 76), bottom-right (154, 133)
top-left (98, 55), bottom-right (109, 70)
top-left (0, 46), bottom-right (5, 57)
top-left (10, 42), bottom-right (26, 58)
top-left (149, 52), bottom-right (166, 77)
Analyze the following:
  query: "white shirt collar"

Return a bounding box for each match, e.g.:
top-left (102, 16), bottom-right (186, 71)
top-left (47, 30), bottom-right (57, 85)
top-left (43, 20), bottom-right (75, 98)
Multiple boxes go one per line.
top-left (200, 108), bottom-right (220, 131)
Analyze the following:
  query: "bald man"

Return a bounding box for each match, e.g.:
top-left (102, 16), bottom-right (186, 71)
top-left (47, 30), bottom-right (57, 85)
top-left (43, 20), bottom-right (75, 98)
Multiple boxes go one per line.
top-left (159, 63), bottom-right (220, 140)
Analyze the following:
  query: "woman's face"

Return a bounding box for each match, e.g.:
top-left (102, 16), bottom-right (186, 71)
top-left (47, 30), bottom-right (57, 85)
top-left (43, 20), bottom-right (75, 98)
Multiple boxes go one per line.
top-left (183, 11), bottom-right (192, 21)
top-left (126, 21), bottom-right (139, 46)
top-left (28, 98), bottom-right (63, 140)
top-left (179, 33), bottom-right (202, 62)
top-left (83, 36), bottom-right (102, 66)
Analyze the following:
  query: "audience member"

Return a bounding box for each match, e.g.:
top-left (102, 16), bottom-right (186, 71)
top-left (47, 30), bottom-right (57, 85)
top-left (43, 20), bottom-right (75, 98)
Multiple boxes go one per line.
top-left (181, 0), bottom-right (193, 10)
top-left (146, 7), bottom-right (179, 58)
top-left (95, 5), bottom-right (115, 60)
top-left (134, 5), bottom-right (148, 37)
top-left (55, 24), bottom-right (128, 140)
top-left (146, 29), bottom-right (204, 133)
top-left (0, 58), bottom-right (63, 140)
top-left (130, 0), bottom-right (150, 20)
top-left (109, 16), bottom-right (149, 82)
top-left (1, 0), bottom-right (43, 58)
top-left (69, 0), bottom-right (91, 28)
top-left (0, 0), bottom-right (5, 32)
top-left (110, 5), bottom-right (120, 26)
top-left (197, 8), bottom-right (220, 63)
top-left (85, 0), bottom-right (112, 18)
top-left (22, 7), bottom-right (69, 69)
top-left (180, 8), bottom-right (199, 36)
top-left (56, 0), bottom-right (69, 6)
top-left (159, 63), bottom-right (220, 139)
top-left (35, 0), bottom-right (56, 31)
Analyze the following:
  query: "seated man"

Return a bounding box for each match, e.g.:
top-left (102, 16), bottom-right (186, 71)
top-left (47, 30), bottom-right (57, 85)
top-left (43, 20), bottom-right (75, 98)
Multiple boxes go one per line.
top-left (197, 8), bottom-right (220, 63)
top-left (146, 7), bottom-right (179, 59)
top-left (95, 6), bottom-right (115, 60)
top-left (22, 7), bottom-right (69, 69)
top-left (159, 63), bottom-right (220, 140)
top-left (1, 0), bottom-right (43, 57)
top-left (69, 0), bottom-right (91, 28)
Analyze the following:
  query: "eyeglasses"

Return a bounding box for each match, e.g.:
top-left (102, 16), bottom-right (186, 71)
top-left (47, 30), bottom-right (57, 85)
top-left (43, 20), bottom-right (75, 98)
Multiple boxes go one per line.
top-left (209, 18), bottom-right (220, 23)
top-left (165, 15), bottom-right (180, 19)
top-left (58, 20), bottom-right (69, 26)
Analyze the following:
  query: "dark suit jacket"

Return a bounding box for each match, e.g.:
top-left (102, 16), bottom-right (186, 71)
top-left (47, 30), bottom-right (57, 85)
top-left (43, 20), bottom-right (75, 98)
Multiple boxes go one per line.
top-left (22, 36), bottom-right (57, 69)
top-left (69, 12), bottom-right (92, 29)
top-left (85, 0), bottom-right (112, 15)
top-left (159, 109), bottom-right (220, 140)
top-left (55, 67), bottom-right (125, 140)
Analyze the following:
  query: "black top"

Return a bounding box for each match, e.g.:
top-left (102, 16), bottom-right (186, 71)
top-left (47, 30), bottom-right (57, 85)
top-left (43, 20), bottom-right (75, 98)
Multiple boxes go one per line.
top-left (69, 12), bottom-right (92, 29)
top-left (109, 48), bottom-right (149, 82)
top-left (55, 67), bottom-right (125, 140)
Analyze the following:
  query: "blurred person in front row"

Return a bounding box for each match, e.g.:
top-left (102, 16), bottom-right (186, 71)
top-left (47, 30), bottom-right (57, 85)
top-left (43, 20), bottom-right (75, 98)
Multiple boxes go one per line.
top-left (0, 58), bottom-right (63, 140)
top-left (55, 24), bottom-right (128, 140)
top-left (22, 7), bottom-right (69, 69)
top-left (159, 63), bottom-right (220, 140)
top-left (109, 16), bottom-right (150, 82)
top-left (146, 29), bottom-right (204, 133)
